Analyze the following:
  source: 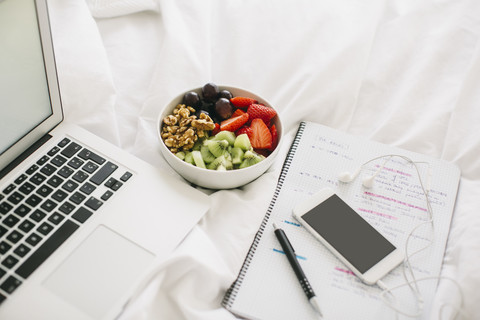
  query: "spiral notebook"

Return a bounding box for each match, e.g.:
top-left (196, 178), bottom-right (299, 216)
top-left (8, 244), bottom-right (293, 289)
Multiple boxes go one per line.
top-left (222, 121), bottom-right (460, 319)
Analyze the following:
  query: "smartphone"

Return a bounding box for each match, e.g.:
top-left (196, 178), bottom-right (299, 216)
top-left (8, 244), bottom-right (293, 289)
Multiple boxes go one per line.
top-left (293, 188), bottom-right (403, 285)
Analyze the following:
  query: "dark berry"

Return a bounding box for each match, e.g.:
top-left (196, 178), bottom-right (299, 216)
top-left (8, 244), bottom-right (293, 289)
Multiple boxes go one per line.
top-left (215, 98), bottom-right (233, 120)
top-left (219, 90), bottom-right (233, 100)
top-left (202, 83), bottom-right (219, 102)
top-left (183, 91), bottom-right (201, 108)
top-left (195, 109), bottom-right (210, 118)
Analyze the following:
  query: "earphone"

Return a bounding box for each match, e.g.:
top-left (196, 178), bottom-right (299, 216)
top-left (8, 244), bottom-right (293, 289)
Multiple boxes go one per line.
top-left (338, 154), bottom-right (465, 319)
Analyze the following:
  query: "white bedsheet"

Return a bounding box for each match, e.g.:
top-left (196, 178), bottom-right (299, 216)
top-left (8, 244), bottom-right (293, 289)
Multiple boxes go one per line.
top-left (47, 0), bottom-right (480, 319)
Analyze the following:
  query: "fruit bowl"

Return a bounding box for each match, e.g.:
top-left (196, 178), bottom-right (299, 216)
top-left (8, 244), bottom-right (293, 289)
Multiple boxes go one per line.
top-left (157, 84), bottom-right (283, 189)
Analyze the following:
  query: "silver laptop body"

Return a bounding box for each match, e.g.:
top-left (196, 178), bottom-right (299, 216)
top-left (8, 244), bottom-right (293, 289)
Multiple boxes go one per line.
top-left (0, 0), bottom-right (210, 319)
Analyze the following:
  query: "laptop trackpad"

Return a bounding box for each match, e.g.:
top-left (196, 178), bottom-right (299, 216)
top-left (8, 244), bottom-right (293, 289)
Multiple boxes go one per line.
top-left (43, 225), bottom-right (155, 319)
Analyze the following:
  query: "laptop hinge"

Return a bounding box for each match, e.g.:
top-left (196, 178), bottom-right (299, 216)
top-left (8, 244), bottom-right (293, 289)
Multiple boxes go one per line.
top-left (0, 133), bottom-right (52, 180)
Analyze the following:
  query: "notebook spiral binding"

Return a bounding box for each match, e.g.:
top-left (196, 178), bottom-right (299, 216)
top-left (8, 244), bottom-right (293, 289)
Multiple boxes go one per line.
top-left (222, 121), bottom-right (306, 309)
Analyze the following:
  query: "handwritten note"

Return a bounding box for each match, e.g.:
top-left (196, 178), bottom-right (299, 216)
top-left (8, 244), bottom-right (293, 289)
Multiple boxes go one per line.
top-left (224, 122), bottom-right (460, 320)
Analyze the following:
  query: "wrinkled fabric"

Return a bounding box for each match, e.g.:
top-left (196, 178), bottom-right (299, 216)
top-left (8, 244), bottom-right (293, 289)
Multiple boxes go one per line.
top-left (47, 0), bottom-right (480, 318)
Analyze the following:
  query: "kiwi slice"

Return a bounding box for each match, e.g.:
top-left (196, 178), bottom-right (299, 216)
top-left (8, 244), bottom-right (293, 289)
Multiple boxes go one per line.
top-left (184, 151), bottom-right (194, 165)
top-left (213, 131), bottom-right (236, 146)
top-left (230, 147), bottom-right (244, 165)
top-left (192, 150), bottom-right (206, 169)
top-left (239, 150), bottom-right (262, 169)
top-left (205, 139), bottom-right (229, 158)
top-left (207, 154), bottom-right (233, 170)
top-left (234, 134), bottom-right (252, 151)
top-left (207, 155), bottom-right (226, 170)
top-left (175, 151), bottom-right (186, 161)
top-left (200, 145), bottom-right (216, 163)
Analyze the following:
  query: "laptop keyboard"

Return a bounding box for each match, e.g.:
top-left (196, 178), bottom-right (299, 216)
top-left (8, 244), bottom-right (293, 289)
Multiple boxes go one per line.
top-left (0, 137), bottom-right (133, 304)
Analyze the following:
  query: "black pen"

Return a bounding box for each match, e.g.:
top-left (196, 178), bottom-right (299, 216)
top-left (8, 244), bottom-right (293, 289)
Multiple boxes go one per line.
top-left (273, 223), bottom-right (323, 317)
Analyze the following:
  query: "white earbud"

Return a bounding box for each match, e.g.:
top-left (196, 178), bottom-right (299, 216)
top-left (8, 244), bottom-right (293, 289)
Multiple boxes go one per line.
top-left (362, 176), bottom-right (375, 188)
top-left (338, 167), bottom-right (361, 183)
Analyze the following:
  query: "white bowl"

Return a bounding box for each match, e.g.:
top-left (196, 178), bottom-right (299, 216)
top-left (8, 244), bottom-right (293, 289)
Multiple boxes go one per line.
top-left (157, 85), bottom-right (283, 189)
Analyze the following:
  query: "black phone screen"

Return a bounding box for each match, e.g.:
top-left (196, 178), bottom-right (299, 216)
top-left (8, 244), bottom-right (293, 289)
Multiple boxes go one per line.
top-left (301, 194), bottom-right (396, 274)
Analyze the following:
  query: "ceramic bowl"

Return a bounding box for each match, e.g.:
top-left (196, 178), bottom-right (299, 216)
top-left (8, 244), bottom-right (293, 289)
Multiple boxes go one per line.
top-left (157, 85), bottom-right (283, 189)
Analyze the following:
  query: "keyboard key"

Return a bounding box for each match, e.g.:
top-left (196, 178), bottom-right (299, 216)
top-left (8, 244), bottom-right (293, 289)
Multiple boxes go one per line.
top-left (18, 219), bottom-right (36, 233)
top-left (57, 138), bottom-right (71, 148)
top-left (58, 202), bottom-right (76, 215)
top-left (36, 155), bottom-right (50, 166)
top-left (79, 182), bottom-right (96, 195)
top-left (52, 189), bottom-right (68, 202)
top-left (0, 242), bottom-right (12, 255)
top-left (26, 164), bottom-right (39, 175)
top-left (36, 185), bottom-right (53, 197)
top-left (0, 226), bottom-right (7, 237)
top-left (60, 142), bottom-right (81, 158)
top-left (0, 276), bottom-right (22, 294)
top-left (85, 197), bottom-right (103, 211)
top-left (58, 166), bottom-right (74, 178)
top-left (78, 149), bottom-right (105, 165)
top-left (0, 292), bottom-right (6, 304)
top-left (70, 192), bottom-right (86, 205)
top-left (25, 233), bottom-right (42, 247)
top-left (48, 212), bottom-right (64, 225)
top-left (7, 192), bottom-right (24, 205)
top-left (1, 255), bottom-right (19, 269)
top-left (18, 182), bottom-right (35, 195)
top-left (25, 194), bottom-right (42, 207)
top-left (72, 171), bottom-right (88, 183)
top-left (13, 244), bottom-right (30, 258)
top-left (3, 214), bottom-right (20, 227)
top-left (82, 162), bottom-right (98, 174)
top-left (100, 190), bottom-right (113, 201)
top-left (40, 199), bottom-right (57, 212)
top-left (62, 180), bottom-right (79, 193)
top-left (51, 155), bottom-right (67, 167)
top-left (16, 220), bottom-right (78, 279)
top-left (29, 173), bottom-right (46, 186)
top-left (40, 163), bottom-right (56, 176)
top-left (111, 180), bottom-right (123, 191)
top-left (72, 207), bottom-right (93, 223)
top-left (104, 178), bottom-right (116, 188)
top-left (14, 174), bottom-right (28, 185)
top-left (37, 222), bottom-right (54, 236)
top-left (120, 171), bottom-right (133, 182)
top-left (6, 230), bottom-right (23, 244)
top-left (47, 175), bottom-right (64, 188)
top-left (67, 157), bottom-right (84, 169)
top-left (47, 146), bottom-right (60, 156)
top-left (2, 184), bottom-right (15, 195)
top-left (30, 209), bottom-right (46, 222)
top-left (0, 202), bottom-right (13, 215)
top-left (90, 162), bottom-right (118, 185)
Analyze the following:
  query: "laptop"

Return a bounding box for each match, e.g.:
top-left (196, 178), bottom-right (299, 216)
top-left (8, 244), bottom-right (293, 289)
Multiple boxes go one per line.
top-left (0, 0), bottom-right (210, 319)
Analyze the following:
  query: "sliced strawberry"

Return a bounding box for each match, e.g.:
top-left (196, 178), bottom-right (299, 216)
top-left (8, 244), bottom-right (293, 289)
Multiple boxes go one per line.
top-left (269, 124), bottom-right (278, 151)
top-left (231, 108), bottom-right (245, 118)
top-left (211, 123), bottom-right (220, 136)
top-left (236, 125), bottom-right (253, 139)
top-left (230, 96), bottom-right (257, 108)
top-left (250, 118), bottom-right (272, 149)
top-left (247, 104), bottom-right (277, 125)
top-left (220, 113), bottom-right (249, 132)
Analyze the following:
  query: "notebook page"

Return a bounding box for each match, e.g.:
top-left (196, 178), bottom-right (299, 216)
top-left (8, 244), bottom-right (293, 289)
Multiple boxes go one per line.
top-left (227, 122), bottom-right (460, 320)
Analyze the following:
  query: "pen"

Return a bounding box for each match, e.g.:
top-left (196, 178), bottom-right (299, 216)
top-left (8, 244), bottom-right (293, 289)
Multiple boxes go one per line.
top-left (273, 223), bottom-right (323, 318)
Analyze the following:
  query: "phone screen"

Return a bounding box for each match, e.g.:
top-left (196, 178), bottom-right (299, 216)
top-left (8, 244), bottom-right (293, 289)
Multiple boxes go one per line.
top-left (301, 194), bottom-right (396, 274)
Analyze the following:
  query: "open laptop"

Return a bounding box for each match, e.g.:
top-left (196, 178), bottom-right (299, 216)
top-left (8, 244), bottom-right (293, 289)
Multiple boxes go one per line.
top-left (0, 0), bottom-right (210, 318)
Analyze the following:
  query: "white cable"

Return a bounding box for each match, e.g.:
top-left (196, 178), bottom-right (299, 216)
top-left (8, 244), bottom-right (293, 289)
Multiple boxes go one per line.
top-left (357, 155), bottom-right (464, 319)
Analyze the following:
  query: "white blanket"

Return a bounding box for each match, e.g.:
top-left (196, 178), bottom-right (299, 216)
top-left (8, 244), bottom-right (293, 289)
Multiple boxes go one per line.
top-left (47, 0), bottom-right (480, 319)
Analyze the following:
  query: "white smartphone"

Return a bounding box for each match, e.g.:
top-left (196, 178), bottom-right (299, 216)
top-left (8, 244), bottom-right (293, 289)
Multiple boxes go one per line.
top-left (293, 188), bottom-right (403, 285)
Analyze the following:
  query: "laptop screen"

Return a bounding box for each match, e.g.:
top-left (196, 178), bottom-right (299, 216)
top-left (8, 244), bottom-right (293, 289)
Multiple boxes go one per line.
top-left (0, 0), bottom-right (53, 155)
